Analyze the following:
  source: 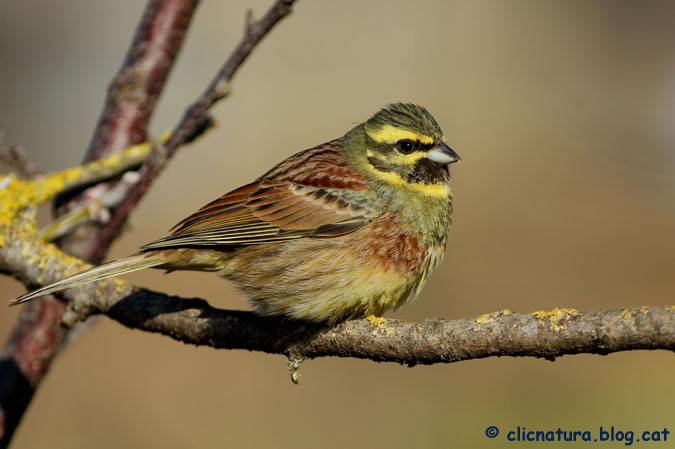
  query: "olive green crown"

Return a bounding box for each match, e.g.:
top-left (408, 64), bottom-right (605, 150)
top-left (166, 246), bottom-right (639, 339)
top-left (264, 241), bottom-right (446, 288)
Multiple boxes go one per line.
top-left (366, 103), bottom-right (443, 140)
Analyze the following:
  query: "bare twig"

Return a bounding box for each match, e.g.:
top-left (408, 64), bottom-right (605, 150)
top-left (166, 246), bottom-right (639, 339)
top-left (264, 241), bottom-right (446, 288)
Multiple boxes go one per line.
top-left (39, 172), bottom-right (141, 242)
top-left (92, 0), bottom-right (297, 262)
top-left (0, 141), bottom-right (41, 179)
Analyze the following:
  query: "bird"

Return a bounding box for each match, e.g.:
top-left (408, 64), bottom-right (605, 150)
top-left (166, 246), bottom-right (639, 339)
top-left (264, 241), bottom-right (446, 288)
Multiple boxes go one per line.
top-left (10, 103), bottom-right (461, 324)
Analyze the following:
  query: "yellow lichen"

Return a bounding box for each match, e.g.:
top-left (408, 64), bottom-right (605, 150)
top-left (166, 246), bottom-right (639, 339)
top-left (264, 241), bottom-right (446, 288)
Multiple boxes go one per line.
top-left (0, 135), bottom-right (170, 299)
top-left (0, 132), bottom-right (170, 248)
top-left (366, 315), bottom-right (395, 335)
top-left (666, 306), bottom-right (675, 312)
top-left (531, 307), bottom-right (579, 332)
top-left (475, 309), bottom-right (513, 325)
top-left (113, 278), bottom-right (127, 292)
top-left (366, 315), bottom-right (386, 326)
top-left (621, 308), bottom-right (634, 320)
top-left (0, 167), bottom-right (85, 227)
top-left (475, 313), bottom-right (494, 325)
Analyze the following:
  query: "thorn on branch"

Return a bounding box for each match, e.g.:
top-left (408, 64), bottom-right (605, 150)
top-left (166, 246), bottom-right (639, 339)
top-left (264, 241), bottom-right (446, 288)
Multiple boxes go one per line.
top-left (245, 9), bottom-right (255, 35)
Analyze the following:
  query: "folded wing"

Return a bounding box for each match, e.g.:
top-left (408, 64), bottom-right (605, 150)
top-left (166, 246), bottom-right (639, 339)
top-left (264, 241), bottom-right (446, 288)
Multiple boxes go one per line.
top-left (141, 140), bottom-right (376, 250)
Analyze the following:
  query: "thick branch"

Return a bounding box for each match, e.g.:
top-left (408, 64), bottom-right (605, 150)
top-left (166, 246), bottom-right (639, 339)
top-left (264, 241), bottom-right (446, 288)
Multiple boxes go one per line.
top-left (0, 2), bottom-right (296, 445)
top-left (0, 2), bottom-right (200, 446)
top-left (84, 0), bottom-right (201, 160)
top-left (101, 304), bottom-right (675, 365)
top-left (1, 231), bottom-right (673, 366)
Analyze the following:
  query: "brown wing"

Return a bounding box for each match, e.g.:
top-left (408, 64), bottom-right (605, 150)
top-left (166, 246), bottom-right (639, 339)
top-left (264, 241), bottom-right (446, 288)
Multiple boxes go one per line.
top-left (140, 139), bottom-right (376, 250)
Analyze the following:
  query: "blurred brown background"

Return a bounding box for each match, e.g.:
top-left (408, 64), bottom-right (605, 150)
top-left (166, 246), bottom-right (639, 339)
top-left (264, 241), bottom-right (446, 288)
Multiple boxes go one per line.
top-left (1, 1), bottom-right (674, 448)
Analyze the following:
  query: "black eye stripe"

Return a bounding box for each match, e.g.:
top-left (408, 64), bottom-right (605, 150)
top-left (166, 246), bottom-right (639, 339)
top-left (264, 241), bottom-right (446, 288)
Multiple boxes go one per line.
top-left (395, 139), bottom-right (435, 155)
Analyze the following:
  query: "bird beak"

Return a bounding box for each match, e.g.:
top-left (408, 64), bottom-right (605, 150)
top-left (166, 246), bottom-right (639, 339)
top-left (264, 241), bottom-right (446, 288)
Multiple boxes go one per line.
top-left (427, 141), bottom-right (461, 164)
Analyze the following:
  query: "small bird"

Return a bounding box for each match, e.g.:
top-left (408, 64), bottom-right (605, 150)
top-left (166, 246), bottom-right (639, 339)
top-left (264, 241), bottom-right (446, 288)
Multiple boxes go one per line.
top-left (11, 103), bottom-right (460, 324)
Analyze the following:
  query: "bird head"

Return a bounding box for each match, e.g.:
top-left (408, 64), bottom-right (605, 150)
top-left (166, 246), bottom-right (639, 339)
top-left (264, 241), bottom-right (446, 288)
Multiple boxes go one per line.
top-left (345, 103), bottom-right (460, 197)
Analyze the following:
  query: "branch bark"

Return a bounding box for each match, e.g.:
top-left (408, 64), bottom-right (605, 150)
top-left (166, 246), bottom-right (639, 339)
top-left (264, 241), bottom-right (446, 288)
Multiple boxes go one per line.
top-left (89, 304), bottom-right (675, 365)
top-left (84, 0), bottom-right (202, 161)
top-left (0, 1), bottom-right (296, 446)
top-left (1, 229), bottom-right (673, 366)
top-left (0, 141), bottom-right (41, 179)
top-left (94, 0), bottom-right (296, 260)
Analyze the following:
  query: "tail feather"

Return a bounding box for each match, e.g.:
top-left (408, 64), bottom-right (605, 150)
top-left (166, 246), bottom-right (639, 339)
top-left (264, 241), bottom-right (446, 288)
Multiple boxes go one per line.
top-left (10, 253), bottom-right (166, 306)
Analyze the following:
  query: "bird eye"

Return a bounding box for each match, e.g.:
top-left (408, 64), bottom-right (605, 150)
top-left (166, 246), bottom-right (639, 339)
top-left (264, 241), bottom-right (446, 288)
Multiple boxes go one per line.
top-left (396, 139), bottom-right (415, 154)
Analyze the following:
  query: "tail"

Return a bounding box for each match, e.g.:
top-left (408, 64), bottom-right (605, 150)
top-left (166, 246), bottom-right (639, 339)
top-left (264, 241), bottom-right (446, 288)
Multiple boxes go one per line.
top-left (10, 253), bottom-right (166, 306)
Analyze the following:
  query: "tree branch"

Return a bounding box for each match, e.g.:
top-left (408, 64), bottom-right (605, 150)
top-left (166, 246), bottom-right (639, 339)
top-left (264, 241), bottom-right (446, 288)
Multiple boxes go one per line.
top-left (84, 0), bottom-right (202, 161)
top-left (38, 172), bottom-right (142, 242)
top-left (94, 0), bottom-right (297, 261)
top-left (0, 139), bottom-right (41, 180)
top-left (0, 138), bottom-right (160, 223)
top-left (96, 304), bottom-right (675, 366)
top-left (1, 228), bottom-right (673, 367)
top-left (0, 2), bottom-right (297, 445)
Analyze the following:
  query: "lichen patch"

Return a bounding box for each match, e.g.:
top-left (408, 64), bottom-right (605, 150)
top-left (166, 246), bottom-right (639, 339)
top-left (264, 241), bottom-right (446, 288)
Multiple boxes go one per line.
top-left (531, 307), bottom-right (579, 332)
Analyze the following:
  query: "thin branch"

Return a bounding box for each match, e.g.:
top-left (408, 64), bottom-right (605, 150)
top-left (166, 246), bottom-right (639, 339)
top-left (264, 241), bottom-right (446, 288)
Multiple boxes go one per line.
top-left (0, 141), bottom-right (41, 179)
top-left (0, 140), bottom-right (157, 221)
top-left (92, 0), bottom-right (297, 262)
top-left (39, 172), bottom-right (141, 242)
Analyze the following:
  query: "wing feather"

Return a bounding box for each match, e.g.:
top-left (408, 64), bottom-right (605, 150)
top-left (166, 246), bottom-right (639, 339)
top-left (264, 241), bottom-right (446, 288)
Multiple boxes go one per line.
top-left (140, 139), bottom-right (376, 251)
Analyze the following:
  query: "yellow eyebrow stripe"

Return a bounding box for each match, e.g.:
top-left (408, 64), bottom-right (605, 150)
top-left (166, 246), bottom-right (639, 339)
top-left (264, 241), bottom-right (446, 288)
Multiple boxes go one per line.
top-left (367, 124), bottom-right (435, 145)
top-left (366, 149), bottom-right (427, 165)
top-left (365, 163), bottom-right (451, 198)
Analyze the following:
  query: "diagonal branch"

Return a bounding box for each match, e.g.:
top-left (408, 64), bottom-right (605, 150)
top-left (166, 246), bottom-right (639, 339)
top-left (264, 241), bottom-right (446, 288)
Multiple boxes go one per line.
top-left (1, 1), bottom-right (296, 446)
top-left (93, 0), bottom-right (297, 262)
top-left (0, 140), bottom-right (41, 180)
top-left (84, 0), bottom-right (202, 161)
top-left (0, 137), bottom-right (162, 223)
top-left (1, 1), bottom-right (201, 446)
